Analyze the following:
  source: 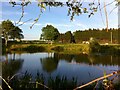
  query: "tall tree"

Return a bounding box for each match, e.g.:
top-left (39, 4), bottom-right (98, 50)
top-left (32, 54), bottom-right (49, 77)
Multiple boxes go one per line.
top-left (1, 20), bottom-right (14, 46)
top-left (64, 31), bottom-right (73, 43)
top-left (41, 25), bottom-right (60, 41)
top-left (1, 20), bottom-right (24, 46)
top-left (58, 33), bottom-right (65, 43)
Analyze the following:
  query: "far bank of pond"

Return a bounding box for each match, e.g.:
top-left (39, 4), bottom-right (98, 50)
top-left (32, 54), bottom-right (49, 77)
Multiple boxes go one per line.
top-left (5, 43), bottom-right (120, 55)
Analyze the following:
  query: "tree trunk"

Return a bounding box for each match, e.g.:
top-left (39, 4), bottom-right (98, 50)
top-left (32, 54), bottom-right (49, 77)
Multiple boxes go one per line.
top-left (5, 39), bottom-right (8, 47)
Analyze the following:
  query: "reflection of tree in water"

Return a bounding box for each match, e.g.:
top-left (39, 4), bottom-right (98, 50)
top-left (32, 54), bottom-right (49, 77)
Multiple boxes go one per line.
top-left (54, 53), bottom-right (74, 62)
top-left (2, 58), bottom-right (24, 79)
top-left (74, 54), bottom-right (89, 63)
top-left (88, 55), bottom-right (120, 66)
top-left (2, 57), bottom-right (24, 90)
top-left (54, 53), bottom-right (120, 66)
top-left (40, 56), bottom-right (58, 73)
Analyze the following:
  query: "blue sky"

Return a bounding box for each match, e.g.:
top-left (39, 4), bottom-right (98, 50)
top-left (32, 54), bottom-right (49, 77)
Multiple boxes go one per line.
top-left (0, 1), bottom-right (118, 40)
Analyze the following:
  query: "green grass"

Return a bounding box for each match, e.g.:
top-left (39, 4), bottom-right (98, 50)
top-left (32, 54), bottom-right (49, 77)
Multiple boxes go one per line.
top-left (8, 43), bottom-right (90, 54)
top-left (7, 43), bottom-right (120, 55)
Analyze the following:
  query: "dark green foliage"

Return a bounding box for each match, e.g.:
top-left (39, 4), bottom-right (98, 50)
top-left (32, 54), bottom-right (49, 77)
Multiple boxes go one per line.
top-left (1, 20), bottom-right (24, 46)
top-left (2, 38), bottom-right (6, 55)
top-left (89, 37), bottom-right (100, 53)
top-left (41, 25), bottom-right (60, 41)
top-left (3, 71), bottom-right (77, 90)
top-left (99, 45), bottom-right (120, 55)
top-left (57, 31), bottom-right (74, 43)
top-left (57, 33), bottom-right (65, 43)
top-left (22, 45), bottom-right (46, 53)
top-left (9, 26), bottom-right (24, 40)
top-left (17, 71), bottom-right (33, 88)
top-left (56, 53), bottom-right (74, 62)
top-left (40, 57), bottom-right (58, 73)
top-left (64, 31), bottom-right (73, 43)
top-left (56, 28), bottom-right (119, 44)
top-left (1, 20), bottom-right (14, 46)
top-left (48, 76), bottom-right (77, 90)
top-left (74, 28), bottom-right (119, 44)
top-left (35, 73), bottom-right (45, 85)
top-left (2, 59), bottom-right (23, 79)
top-left (114, 82), bottom-right (120, 90)
top-left (51, 46), bottom-right (64, 52)
top-left (2, 59), bottom-right (24, 90)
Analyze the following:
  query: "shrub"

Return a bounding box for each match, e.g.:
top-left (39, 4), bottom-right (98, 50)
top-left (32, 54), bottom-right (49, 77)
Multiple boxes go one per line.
top-left (51, 46), bottom-right (64, 52)
top-left (22, 45), bottom-right (45, 53)
top-left (89, 37), bottom-right (100, 53)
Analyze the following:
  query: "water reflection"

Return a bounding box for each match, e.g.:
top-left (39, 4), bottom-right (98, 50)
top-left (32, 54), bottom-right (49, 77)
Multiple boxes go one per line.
top-left (40, 57), bottom-right (58, 73)
top-left (88, 54), bottom-right (120, 66)
top-left (2, 52), bottom-right (119, 85)
top-left (40, 53), bottom-right (120, 70)
top-left (2, 53), bottom-right (24, 79)
top-left (39, 53), bottom-right (119, 84)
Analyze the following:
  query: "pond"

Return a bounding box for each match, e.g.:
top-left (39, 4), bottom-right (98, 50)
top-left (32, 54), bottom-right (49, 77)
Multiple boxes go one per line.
top-left (2, 52), bottom-right (120, 86)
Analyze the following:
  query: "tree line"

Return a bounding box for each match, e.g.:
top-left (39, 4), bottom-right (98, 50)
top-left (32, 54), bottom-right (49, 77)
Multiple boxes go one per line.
top-left (1, 20), bottom-right (118, 46)
top-left (41, 25), bottom-right (119, 44)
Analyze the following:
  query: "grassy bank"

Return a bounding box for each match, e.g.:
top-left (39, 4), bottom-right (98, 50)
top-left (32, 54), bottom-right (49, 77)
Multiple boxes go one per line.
top-left (6, 43), bottom-right (120, 55)
top-left (7, 44), bottom-right (89, 54)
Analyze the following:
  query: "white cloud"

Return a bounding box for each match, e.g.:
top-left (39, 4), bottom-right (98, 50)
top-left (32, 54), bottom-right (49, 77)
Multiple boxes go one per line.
top-left (44, 23), bottom-right (72, 28)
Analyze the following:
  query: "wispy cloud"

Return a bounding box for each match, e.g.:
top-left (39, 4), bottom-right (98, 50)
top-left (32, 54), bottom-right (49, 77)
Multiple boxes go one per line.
top-left (1, 11), bottom-right (28, 16)
top-left (44, 23), bottom-right (72, 28)
top-left (16, 21), bottom-right (86, 29)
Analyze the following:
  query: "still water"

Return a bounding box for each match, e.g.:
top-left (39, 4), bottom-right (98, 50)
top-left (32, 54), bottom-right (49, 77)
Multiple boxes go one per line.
top-left (2, 52), bottom-right (119, 85)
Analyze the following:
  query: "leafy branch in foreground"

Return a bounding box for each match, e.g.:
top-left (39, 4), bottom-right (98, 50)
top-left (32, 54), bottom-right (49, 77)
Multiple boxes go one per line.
top-left (8, 0), bottom-right (119, 29)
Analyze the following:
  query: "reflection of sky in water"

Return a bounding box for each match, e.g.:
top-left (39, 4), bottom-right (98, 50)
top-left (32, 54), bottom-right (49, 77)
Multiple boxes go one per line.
top-left (6, 52), bottom-right (119, 85)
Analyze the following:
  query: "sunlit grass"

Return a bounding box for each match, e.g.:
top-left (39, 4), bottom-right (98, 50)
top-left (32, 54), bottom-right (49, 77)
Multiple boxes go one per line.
top-left (7, 43), bottom-right (120, 55)
top-left (8, 43), bottom-right (90, 54)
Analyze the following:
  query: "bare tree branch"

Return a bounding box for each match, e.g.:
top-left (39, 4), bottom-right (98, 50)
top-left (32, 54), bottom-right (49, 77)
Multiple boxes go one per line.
top-left (109, 6), bottom-right (117, 15)
top-left (16, 4), bottom-right (24, 24)
top-left (93, 81), bottom-right (99, 90)
top-left (0, 85), bottom-right (3, 90)
top-left (17, 19), bottom-right (33, 27)
top-left (104, 0), bottom-right (109, 32)
top-left (8, 73), bottom-right (22, 82)
top-left (73, 71), bottom-right (120, 90)
top-left (98, 0), bottom-right (105, 25)
top-left (100, 0), bottom-right (116, 10)
top-left (0, 76), bottom-right (13, 90)
top-left (30, 14), bottom-right (41, 29)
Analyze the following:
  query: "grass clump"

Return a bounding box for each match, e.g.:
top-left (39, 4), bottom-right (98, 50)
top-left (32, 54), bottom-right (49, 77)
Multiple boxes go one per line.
top-left (21, 45), bottom-right (46, 53)
top-left (89, 37), bottom-right (100, 53)
top-left (9, 45), bottom-right (46, 53)
top-left (51, 46), bottom-right (64, 52)
top-left (48, 76), bottom-right (77, 90)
